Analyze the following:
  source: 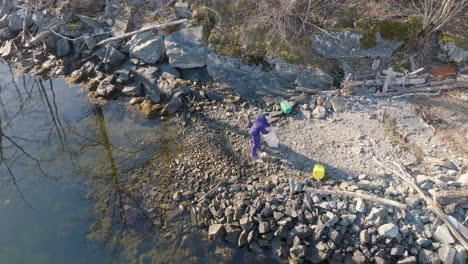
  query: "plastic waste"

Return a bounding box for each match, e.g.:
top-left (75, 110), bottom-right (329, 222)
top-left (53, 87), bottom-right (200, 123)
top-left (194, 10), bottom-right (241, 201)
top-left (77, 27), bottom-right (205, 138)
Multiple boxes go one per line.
top-left (280, 100), bottom-right (292, 114)
top-left (264, 128), bottom-right (279, 148)
top-left (312, 164), bottom-right (325, 180)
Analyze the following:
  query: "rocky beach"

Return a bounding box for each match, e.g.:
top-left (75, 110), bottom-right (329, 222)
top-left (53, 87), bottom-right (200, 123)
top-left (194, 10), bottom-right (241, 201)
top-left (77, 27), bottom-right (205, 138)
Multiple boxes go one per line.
top-left (0, 0), bottom-right (467, 263)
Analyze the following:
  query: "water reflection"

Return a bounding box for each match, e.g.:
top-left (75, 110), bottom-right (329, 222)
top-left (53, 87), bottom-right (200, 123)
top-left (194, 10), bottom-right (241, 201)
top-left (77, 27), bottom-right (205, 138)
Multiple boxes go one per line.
top-left (0, 61), bottom-right (179, 263)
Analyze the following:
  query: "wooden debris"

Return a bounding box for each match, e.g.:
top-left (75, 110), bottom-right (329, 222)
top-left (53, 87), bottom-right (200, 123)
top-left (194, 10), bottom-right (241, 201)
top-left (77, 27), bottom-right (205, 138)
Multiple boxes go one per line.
top-left (375, 82), bottom-right (468, 97)
top-left (96, 19), bottom-right (187, 46)
top-left (382, 67), bottom-right (394, 93)
top-left (350, 77), bottom-right (427, 87)
top-left (374, 158), bottom-right (468, 251)
top-left (304, 187), bottom-right (407, 210)
top-left (435, 189), bottom-right (468, 213)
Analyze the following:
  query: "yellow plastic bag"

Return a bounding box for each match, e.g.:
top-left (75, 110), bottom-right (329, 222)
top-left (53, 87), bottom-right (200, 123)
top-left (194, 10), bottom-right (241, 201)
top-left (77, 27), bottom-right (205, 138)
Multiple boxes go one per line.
top-left (312, 164), bottom-right (325, 180)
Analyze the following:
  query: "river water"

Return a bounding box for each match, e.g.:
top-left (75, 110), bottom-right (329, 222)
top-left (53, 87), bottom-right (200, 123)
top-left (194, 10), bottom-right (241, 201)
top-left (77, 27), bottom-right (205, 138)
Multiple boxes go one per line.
top-left (0, 61), bottom-right (177, 263)
top-left (0, 62), bottom-right (278, 264)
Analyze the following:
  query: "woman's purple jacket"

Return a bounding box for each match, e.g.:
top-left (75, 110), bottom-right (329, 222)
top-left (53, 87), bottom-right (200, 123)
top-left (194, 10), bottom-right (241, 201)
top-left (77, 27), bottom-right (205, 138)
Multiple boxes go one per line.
top-left (249, 115), bottom-right (270, 138)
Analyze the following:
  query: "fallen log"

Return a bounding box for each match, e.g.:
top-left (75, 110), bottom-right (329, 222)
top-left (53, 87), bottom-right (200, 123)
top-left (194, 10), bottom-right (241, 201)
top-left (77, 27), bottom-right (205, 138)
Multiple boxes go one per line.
top-left (296, 86), bottom-right (340, 95)
top-left (374, 158), bottom-right (468, 251)
top-left (96, 19), bottom-right (187, 46)
top-left (350, 77), bottom-right (427, 87)
top-left (375, 82), bottom-right (468, 97)
top-left (304, 187), bottom-right (407, 210)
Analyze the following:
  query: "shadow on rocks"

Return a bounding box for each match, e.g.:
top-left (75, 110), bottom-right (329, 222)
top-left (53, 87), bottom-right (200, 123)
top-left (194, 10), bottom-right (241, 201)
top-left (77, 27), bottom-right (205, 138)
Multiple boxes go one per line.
top-left (193, 111), bottom-right (352, 181)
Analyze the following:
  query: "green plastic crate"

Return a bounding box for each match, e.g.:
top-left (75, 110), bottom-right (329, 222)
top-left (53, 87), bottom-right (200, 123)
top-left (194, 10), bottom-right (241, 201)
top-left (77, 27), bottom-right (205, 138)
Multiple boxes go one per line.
top-left (280, 100), bottom-right (292, 114)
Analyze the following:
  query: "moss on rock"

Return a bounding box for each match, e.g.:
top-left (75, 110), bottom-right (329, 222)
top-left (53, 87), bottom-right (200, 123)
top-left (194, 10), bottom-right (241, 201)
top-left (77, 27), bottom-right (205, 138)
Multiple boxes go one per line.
top-left (359, 18), bottom-right (421, 49)
top-left (440, 33), bottom-right (468, 50)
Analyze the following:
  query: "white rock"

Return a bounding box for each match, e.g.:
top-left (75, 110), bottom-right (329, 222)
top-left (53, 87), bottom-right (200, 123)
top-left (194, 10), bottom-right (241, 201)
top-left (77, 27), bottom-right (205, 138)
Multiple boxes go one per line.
top-left (378, 223), bottom-right (399, 238)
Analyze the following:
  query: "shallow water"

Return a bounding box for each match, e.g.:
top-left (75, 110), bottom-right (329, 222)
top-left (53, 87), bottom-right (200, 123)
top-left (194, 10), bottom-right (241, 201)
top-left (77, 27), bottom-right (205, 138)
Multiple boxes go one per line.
top-left (0, 62), bottom-right (177, 263)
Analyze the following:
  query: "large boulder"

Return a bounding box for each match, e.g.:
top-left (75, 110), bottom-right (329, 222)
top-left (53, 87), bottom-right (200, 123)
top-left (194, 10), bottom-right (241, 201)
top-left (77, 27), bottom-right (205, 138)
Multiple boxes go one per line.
top-left (0, 27), bottom-right (13, 40)
top-left (175, 2), bottom-right (192, 18)
top-left (56, 39), bottom-right (71, 57)
top-left (96, 45), bottom-right (127, 66)
top-left (206, 52), bottom-right (293, 102)
top-left (441, 42), bottom-right (468, 63)
top-left (311, 31), bottom-right (403, 59)
top-left (8, 13), bottom-right (33, 32)
top-left (129, 31), bottom-right (165, 64)
top-left (165, 26), bottom-right (207, 68)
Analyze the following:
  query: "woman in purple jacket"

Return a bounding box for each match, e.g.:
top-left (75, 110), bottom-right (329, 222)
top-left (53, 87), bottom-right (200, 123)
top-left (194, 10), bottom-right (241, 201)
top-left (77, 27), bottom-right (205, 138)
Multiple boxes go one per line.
top-left (249, 113), bottom-right (271, 158)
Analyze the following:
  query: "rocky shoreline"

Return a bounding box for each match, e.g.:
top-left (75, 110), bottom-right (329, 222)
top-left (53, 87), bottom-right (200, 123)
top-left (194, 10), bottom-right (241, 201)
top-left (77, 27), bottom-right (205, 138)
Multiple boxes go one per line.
top-left (1, 1), bottom-right (467, 263)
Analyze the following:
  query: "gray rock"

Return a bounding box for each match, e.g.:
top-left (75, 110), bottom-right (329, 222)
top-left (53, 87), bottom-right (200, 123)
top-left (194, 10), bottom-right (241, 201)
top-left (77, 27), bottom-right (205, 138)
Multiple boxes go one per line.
top-left (208, 224), bottom-right (225, 241)
top-left (8, 13), bottom-right (32, 32)
top-left (290, 245), bottom-right (307, 260)
top-left (378, 223), bottom-right (399, 238)
top-left (312, 31), bottom-right (403, 59)
top-left (419, 249), bottom-right (433, 263)
top-left (356, 199), bottom-right (366, 213)
top-left (457, 174), bottom-right (468, 187)
top-left (122, 83), bottom-right (143, 97)
top-left (289, 224), bottom-right (313, 239)
top-left (239, 217), bottom-right (254, 231)
top-left (161, 96), bottom-right (183, 115)
top-left (224, 225), bottom-right (241, 244)
top-left (96, 45), bottom-right (126, 66)
top-left (83, 36), bottom-right (96, 51)
top-left (366, 207), bottom-right (387, 225)
top-left (330, 97), bottom-right (346, 113)
top-left (455, 245), bottom-right (466, 264)
top-left (360, 229), bottom-right (370, 244)
top-left (441, 42), bottom-right (468, 63)
top-left (112, 8), bottom-right (132, 36)
top-left (397, 256), bottom-right (416, 264)
top-left (306, 241), bottom-right (332, 263)
top-left (0, 27), bottom-right (13, 40)
top-left (165, 26), bottom-right (207, 68)
top-left (129, 32), bottom-right (165, 64)
top-left (391, 245), bottom-right (405, 256)
top-left (434, 224), bottom-right (455, 244)
top-left (96, 76), bottom-right (116, 97)
top-left (258, 221), bottom-right (271, 234)
top-left (312, 106), bottom-right (327, 119)
top-left (238, 230), bottom-right (248, 247)
top-left (175, 2), bottom-right (192, 18)
top-left (134, 66), bottom-right (161, 103)
top-left (56, 39), bottom-right (71, 57)
top-left (439, 245), bottom-right (456, 264)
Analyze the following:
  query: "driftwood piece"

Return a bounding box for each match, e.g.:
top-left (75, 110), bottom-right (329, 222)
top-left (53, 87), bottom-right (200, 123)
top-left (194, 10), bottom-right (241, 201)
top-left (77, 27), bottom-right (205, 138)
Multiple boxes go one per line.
top-left (296, 86), bottom-right (340, 95)
top-left (435, 189), bottom-right (468, 208)
top-left (96, 19), bottom-right (187, 46)
top-left (374, 158), bottom-right (468, 251)
top-left (350, 77), bottom-right (427, 87)
top-left (304, 187), bottom-right (407, 209)
top-left (376, 82), bottom-right (468, 97)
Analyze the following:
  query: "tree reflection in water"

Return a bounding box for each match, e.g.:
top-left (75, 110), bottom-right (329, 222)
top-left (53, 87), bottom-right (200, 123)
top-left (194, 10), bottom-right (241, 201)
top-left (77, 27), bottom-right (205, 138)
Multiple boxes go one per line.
top-left (0, 61), bottom-right (185, 262)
